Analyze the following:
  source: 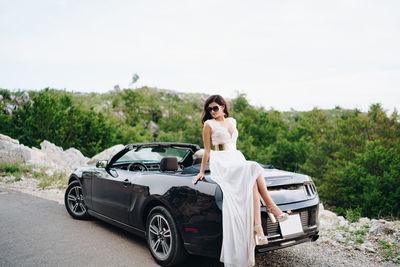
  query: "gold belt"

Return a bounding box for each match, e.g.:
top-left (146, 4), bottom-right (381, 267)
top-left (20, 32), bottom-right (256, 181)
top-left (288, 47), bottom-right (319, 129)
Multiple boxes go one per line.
top-left (214, 144), bottom-right (226, 151)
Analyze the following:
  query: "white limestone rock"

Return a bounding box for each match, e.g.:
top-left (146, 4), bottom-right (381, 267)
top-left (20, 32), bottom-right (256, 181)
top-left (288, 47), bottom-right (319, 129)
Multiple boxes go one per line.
top-left (0, 134), bottom-right (89, 173)
top-left (0, 138), bottom-right (33, 163)
top-left (148, 121), bottom-right (159, 134)
top-left (319, 209), bottom-right (341, 228)
top-left (0, 133), bottom-right (19, 144)
top-left (21, 92), bottom-right (30, 103)
top-left (86, 144), bottom-right (125, 165)
top-left (369, 220), bottom-right (386, 236)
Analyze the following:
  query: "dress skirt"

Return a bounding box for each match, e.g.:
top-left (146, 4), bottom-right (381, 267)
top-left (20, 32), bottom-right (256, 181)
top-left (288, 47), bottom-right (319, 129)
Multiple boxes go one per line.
top-left (210, 149), bottom-right (264, 267)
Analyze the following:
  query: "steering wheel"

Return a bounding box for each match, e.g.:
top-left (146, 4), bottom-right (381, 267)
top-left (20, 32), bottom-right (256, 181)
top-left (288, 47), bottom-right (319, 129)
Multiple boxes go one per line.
top-left (127, 162), bottom-right (148, 172)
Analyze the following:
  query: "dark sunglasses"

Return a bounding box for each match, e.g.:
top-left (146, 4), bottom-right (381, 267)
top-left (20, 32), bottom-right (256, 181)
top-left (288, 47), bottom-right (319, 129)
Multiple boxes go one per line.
top-left (207, 106), bottom-right (220, 112)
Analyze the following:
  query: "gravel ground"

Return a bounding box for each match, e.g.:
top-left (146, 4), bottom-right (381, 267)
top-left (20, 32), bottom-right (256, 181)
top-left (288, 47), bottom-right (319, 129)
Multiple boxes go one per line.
top-left (1, 176), bottom-right (398, 267)
top-left (255, 240), bottom-right (395, 267)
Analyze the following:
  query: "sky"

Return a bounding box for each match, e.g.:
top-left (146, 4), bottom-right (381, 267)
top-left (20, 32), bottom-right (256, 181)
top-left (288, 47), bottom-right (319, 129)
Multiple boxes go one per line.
top-left (1, 0), bottom-right (399, 112)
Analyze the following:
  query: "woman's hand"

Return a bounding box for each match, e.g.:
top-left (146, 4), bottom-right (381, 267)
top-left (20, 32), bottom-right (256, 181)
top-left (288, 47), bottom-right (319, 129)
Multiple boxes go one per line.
top-left (192, 172), bottom-right (205, 184)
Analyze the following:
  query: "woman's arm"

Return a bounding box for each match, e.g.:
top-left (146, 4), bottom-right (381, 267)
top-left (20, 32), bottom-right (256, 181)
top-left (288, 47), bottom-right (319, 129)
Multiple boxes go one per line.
top-left (192, 123), bottom-right (212, 184)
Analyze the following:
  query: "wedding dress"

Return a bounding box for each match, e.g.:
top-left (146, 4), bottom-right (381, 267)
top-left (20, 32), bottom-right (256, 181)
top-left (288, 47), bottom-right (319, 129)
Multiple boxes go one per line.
top-left (205, 117), bottom-right (264, 267)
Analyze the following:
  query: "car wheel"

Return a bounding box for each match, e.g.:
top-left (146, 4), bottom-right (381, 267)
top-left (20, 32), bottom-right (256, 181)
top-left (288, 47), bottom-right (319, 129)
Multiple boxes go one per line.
top-left (146, 206), bottom-right (187, 266)
top-left (65, 180), bottom-right (90, 219)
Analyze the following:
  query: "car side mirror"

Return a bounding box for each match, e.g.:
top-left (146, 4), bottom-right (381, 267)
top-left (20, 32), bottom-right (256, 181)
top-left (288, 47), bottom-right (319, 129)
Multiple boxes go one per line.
top-left (108, 168), bottom-right (118, 178)
top-left (96, 160), bottom-right (108, 168)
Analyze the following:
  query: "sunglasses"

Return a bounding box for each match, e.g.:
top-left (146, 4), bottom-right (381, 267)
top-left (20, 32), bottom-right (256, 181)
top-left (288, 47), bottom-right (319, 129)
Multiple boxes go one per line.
top-left (207, 105), bottom-right (220, 112)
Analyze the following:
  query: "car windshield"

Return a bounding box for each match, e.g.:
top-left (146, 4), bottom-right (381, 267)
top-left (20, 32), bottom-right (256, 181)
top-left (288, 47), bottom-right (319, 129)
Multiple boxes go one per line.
top-left (115, 146), bottom-right (190, 164)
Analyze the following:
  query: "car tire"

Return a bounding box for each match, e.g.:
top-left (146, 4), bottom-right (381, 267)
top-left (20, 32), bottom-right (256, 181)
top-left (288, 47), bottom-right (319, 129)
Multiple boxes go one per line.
top-left (146, 206), bottom-right (188, 266)
top-left (64, 180), bottom-right (90, 220)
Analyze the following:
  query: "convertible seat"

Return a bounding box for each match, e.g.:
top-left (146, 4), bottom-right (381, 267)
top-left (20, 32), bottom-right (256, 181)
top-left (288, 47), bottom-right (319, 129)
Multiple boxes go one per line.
top-left (192, 157), bottom-right (202, 165)
top-left (160, 156), bottom-right (178, 171)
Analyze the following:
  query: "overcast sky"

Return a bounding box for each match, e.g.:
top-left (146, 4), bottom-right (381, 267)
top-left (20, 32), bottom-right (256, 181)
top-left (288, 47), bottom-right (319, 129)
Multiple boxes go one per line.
top-left (1, 0), bottom-right (399, 112)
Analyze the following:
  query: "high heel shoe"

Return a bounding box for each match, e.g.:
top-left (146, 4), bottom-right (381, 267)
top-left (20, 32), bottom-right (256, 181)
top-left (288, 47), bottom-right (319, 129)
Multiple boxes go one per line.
top-left (266, 205), bottom-right (289, 224)
top-left (254, 224), bottom-right (268, 246)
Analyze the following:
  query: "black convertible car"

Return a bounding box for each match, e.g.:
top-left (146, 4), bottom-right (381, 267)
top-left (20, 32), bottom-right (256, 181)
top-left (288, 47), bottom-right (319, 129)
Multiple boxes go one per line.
top-left (64, 142), bottom-right (320, 266)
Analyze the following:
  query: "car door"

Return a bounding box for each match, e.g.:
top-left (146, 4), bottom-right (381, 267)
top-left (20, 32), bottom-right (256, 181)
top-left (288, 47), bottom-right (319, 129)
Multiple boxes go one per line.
top-left (91, 168), bottom-right (133, 225)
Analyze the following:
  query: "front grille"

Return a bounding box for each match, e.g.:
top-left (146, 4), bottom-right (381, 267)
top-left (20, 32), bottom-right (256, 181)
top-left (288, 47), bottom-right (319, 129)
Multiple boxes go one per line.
top-left (262, 205), bottom-right (318, 238)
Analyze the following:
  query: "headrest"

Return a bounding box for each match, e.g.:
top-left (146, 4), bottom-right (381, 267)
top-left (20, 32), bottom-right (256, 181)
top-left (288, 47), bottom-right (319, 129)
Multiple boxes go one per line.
top-left (193, 157), bottom-right (202, 165)
top-left (160, 157), bottom-right (178, 171)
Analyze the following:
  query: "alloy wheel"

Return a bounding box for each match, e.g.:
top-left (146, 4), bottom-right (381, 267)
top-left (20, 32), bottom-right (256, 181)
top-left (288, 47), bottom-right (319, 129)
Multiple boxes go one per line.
top-left (148, 214), bottom-right (172, 260)
top-left (67, 185), bottom-right (86, 216)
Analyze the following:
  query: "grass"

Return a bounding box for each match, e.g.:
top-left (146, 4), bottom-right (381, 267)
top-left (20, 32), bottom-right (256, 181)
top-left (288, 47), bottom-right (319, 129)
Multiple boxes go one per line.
top-left (0, 162), bottom-right (30, 174)
top-left (0, 162), bottom-right (31, 182)
top-left (37, 171), bottom-right (68, 190)
top-left (0, 161), bottom-right (68, 189)
top-left (335, 224), bottom-right (349, 232)
top-left (378, 240), bottom-right (400, 263)
top-left (345, 208), bottom-right (362, 223)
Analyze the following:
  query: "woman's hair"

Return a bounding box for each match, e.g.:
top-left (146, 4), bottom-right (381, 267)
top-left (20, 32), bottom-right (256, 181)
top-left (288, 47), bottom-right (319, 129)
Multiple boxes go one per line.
top-left (201, 95), bottom-right (230, 124)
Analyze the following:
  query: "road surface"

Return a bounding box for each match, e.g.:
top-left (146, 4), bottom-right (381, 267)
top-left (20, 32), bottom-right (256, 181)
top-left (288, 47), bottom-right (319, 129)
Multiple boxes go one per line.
top-left (0, 188), bottom-right (221, 267)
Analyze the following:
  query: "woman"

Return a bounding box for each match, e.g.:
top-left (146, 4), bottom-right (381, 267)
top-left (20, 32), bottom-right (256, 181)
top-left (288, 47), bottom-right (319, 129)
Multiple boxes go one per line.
top-left (192, 95), bottom-right (288, 267)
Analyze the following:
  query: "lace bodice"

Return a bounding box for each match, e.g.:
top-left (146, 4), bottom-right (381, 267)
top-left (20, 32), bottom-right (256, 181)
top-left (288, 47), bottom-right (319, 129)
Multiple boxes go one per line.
top-left (204, 117), bottom-right (238, 146)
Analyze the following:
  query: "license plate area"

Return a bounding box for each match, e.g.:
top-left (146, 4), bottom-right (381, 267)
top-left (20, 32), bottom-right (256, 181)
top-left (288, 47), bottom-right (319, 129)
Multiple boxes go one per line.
top-left (279, 213), bottom-right (304, 238)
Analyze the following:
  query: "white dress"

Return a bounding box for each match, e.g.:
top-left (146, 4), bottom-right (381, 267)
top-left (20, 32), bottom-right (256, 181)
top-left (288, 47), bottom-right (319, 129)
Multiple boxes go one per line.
top-left (204, 117), bottom-right (264, 267)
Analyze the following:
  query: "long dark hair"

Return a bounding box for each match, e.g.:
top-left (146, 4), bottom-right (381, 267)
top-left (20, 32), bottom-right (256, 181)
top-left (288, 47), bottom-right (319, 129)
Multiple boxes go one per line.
top-left (201, 95), bottom-right (230, 124)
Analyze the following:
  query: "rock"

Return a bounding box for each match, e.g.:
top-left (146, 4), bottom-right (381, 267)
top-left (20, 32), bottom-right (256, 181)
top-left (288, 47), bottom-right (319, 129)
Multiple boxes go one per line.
top-left (357, 217), bottom-right (370, 227)
top-left (319, 209), bottom-right (340, 228)
top-left (36, 141), bottom-right (89, 172)
top-left (113, 110), bottom-right (126, 120)
top-left (64, 148), bottom-right (89, 168)
top-left (0, 134), bottom-right (89, 173)
top-left (0, 133), bottom-right (19, 144)
top-left (382, 223), bottom-right (396, 235)
top-left (86, 144), bottom-right (125, 165)
top-left (21, 92), bottom-right (30, 103)
top-left (339, 220), bottom-right (349, 228)
top-left (40, 140), bottom-right (63, 153)
top-left (147, 121), bottom-right (159, 134)
top-left (359, 242), bottom-right (375, 253)
top-left (336, 235), bottom-right (346, 243)
top-left (0, 138), bottom-right (33, 163)
top-left (3, 103), bottom-right (14, 115)
top-left (369, 220), bottom-right (385, 235)
top-left (363, 241), bottom-right (375, 253)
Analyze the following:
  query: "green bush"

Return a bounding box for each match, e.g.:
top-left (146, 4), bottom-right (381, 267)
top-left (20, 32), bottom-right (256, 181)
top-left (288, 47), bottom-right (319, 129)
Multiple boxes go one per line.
top-left (345, 208), bottom-right (362, 223)
top-left (1, 89), bottom-right (399, 219)
top-left (0, 162), bottom-right (21, 173)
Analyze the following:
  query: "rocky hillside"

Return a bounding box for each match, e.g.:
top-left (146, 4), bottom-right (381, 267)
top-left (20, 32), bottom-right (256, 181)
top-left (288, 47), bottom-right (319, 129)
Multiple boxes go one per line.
top-left (0, 133), bottom-right (123, 174)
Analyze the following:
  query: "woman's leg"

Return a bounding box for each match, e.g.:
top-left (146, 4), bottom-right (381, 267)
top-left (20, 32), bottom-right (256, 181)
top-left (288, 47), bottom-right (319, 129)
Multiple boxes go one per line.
top-left (253, 183), bottom-right (262, 232)
top-left (253, 182), bottom-right (268, 244)
top-left (255, 173), bottom-right (284, 216)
